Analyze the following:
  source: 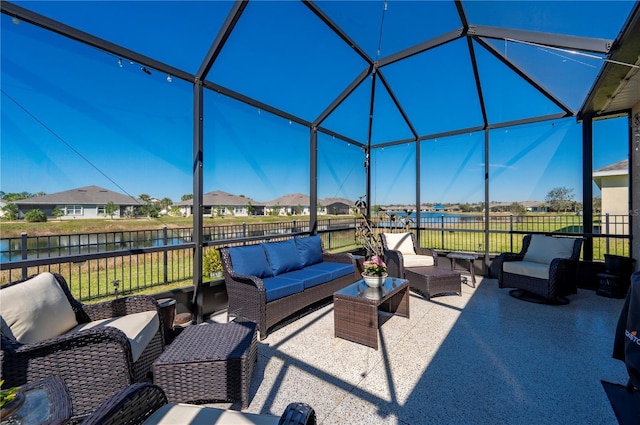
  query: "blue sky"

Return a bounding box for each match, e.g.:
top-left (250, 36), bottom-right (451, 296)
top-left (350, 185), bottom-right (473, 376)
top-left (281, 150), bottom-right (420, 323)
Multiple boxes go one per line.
top-left (0, 1), bottom-right (635, 205)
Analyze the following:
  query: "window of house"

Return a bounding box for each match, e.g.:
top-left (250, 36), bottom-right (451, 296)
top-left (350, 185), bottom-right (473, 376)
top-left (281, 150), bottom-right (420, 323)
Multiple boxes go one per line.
top-left (97, 205), bottom-right (105, 215)
top-left (66, 205), bottom-right (83, 216)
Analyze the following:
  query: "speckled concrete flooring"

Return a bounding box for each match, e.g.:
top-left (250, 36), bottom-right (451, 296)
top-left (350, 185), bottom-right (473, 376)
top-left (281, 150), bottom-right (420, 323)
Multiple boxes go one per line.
top-left (206, 277), bottom-right (629, 424)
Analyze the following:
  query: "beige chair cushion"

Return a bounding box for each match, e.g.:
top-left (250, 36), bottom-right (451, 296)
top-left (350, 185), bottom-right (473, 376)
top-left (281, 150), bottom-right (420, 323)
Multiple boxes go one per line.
top-left (144, 403), bottom-right (280, 425)
top-left (523, 235), bottom-right (576, 265)
top-left (70, 310), bottom-right (159, 362)
top-left (503, 261), bottom-right (550, 280)
top-left (0, 272), bottom-right (78, 344)
top-left (383, 233), bottom-right (415, 256)
top-left (403, 254), bottom-right (435, 268)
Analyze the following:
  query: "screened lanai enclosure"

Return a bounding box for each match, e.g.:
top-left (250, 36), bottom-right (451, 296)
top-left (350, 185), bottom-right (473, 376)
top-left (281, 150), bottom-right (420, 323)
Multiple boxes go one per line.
top-left (2, 1), bottom-right (639, 317)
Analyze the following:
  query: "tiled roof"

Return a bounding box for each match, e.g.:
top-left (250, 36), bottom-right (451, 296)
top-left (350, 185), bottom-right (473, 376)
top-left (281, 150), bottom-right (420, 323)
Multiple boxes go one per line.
top-left (174, 190), bottom-right (263, 206)
top-left (594, 159), bottom-right (628, 173)
top-left (14, 185), bottom-right (138, 205)
top-left (265, 193), bottom-right (310, 207)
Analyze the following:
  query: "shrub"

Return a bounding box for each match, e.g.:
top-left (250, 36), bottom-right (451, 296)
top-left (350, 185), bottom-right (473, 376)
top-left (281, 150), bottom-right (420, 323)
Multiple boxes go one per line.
top-left (25, 209), bottom-right (47, 222)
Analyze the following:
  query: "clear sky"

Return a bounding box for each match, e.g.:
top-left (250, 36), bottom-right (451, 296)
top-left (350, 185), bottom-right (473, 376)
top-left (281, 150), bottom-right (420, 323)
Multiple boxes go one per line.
top-left (0, 1), bottom-right (635, 206)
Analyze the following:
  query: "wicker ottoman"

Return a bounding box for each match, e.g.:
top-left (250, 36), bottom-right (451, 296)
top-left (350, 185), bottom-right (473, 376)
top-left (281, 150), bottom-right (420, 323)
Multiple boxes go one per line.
top-left (152, 321), bottom-right (258, 408)
top-left (405, 266), bottom-right (461, 299)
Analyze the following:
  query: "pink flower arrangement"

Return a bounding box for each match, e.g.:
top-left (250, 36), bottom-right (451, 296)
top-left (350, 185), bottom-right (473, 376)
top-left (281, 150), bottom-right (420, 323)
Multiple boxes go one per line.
top-left (362, 255), bottom-right (387, 276)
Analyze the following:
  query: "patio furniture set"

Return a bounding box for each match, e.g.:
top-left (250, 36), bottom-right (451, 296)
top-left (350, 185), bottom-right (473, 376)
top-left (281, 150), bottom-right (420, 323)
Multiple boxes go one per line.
top-left (1, 232), bottom-right (584, 424)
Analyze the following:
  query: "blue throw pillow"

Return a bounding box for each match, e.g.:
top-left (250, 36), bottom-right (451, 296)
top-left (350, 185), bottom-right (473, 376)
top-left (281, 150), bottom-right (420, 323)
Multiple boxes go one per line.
top-left (262, 239), bottom-right (303, 275)
top-left (294, 235), bottom-right (323, 267)
top-left (227, 245), bottom-right (273, 278)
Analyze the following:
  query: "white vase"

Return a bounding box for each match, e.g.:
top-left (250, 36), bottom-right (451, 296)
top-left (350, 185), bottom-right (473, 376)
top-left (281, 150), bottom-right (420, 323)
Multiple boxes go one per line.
top-left (361, 272), bottom-right (388, 287)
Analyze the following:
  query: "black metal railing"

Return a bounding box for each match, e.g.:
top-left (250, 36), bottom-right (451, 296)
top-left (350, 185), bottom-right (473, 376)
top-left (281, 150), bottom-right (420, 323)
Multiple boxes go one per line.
top-left (1, 215), bottom-right (630, 303)
top-left (0, 219), bottom-right (359, 302)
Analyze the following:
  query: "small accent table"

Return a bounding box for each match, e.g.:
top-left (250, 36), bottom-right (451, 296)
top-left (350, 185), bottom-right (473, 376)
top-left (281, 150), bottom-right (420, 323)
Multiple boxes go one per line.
top-left (446, 252), bottom-right (478, 288)
top-left (156, 297), bottom-right (177, 344)
top-left (153, 321), bottom-right (258, 408)
top-left (334, 277), bottom-right (409, 350)
top-left (0, 376), bottom-right (72, 425)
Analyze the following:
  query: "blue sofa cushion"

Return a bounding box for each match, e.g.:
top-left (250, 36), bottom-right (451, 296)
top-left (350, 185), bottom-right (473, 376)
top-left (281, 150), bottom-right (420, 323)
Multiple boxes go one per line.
top-left (261, 276), bottom-right (305, 302)
top-left (305, 262), bottom-right (354, 280)
top-left (227, 245), bottom-right (273, 279)
top-left (294, 235), bottom-right (323, 267)
top-left (279, 268), bottom-right (333, 289)
top-left (262, 239), bottom-right (303, 276)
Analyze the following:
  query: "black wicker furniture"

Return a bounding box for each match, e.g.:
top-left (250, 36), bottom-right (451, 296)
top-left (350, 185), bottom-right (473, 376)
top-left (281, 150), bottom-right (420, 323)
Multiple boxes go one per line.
top-left (380, 232), bottom-right (438, 279)
top-left (0, 272), bottom-right (165, 422)
top-left (220, 235), bottom-right (357, 340)
top-left (379, 232), bottom-right (462, 298)
top-left (334, 277), bottom-right (410, 350)
top-left (404, 266), bottom-right (462, 299)
top-left (0, 375), bottom-right (72, 425)
top-left (152, 321), bottom-right (257, 408)
top-left (494, 234), bottom-right (583, 305)
top-left (81, 382), bottom-right (316, 425)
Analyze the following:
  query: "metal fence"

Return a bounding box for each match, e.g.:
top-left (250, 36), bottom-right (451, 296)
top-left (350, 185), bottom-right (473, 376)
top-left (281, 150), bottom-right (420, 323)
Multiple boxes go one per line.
top-left (0, 219), bottom-right (360, 301)
top-left (1, 214), bottom-right (631, 303)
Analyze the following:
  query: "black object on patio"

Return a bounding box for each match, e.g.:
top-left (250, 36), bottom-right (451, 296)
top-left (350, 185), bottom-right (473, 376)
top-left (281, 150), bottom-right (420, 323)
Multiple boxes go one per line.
top-left (613, 271), bottom-right (640, 390)
top-left (597, 254), bottom-right (636, 299)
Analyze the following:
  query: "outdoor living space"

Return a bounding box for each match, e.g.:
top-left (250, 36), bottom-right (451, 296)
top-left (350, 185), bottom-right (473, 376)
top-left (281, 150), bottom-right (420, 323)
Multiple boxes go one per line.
top-left (200, 276), bottom-right (629, 424)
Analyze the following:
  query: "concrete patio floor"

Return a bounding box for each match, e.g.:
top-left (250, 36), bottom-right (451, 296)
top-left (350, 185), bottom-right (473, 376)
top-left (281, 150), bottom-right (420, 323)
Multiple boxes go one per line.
top-left (207, 276), bottom-right (629, 424)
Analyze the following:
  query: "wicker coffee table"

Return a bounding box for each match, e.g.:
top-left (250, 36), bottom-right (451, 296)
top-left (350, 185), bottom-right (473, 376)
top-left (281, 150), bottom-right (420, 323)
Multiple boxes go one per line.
top-left (405, 266), bottom-right (461, 299)
top-left (333, 277), bottom-right (409, 350)
top-left (152, 321), bottom-right (257, 408)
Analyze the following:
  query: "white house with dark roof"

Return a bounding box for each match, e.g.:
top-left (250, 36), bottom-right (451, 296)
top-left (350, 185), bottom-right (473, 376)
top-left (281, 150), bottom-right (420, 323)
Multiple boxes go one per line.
top-left (264, 193), bottom-right (311, 216)
top-left (12, 185), bottom-right (139, 219)
top-left (174, 190), bottom-right (264, 217)
top-left (593, 159), bottom-right (629, 235)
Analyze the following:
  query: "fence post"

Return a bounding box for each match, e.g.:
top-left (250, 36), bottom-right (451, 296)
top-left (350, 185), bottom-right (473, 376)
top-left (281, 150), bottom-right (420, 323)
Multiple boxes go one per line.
top-left (162, 226), bottom-right (168, 284)
top-left (242, 222), bottom-right (247, 245)
top-left (605, 213), bottom-right (610, 254)
top-left (293, 220), bottom-right (297, 233)
top-left (440, 215), bottom-right (445, 250)
top-left (21, 232), bottom-right (28, 279)
top-left (328, 219), bottom-right (332, 249)
top-left (509, 214), bottom-right (513, 252)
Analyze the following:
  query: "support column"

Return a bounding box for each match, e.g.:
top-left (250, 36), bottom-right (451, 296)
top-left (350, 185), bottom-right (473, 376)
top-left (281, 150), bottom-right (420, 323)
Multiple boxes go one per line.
top-left (484, 129), bottom-right (490, 276)
top-left (582, 115), bottom-right (593, 262)
top-left (310, 127), bottom-right (318, 235)
top-left (191, 80), bottom-right (204, 324)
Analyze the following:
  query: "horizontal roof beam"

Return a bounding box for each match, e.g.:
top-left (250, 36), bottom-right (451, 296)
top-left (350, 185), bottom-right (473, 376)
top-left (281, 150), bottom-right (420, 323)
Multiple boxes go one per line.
top-left (377, 28), bottom-right (464, 67)
top-left (202, 80), bottom-right (313, 128)
top-left (468, 25), bottom-right (612, 54)
top-left (1, 1), bottom-right (194, 83)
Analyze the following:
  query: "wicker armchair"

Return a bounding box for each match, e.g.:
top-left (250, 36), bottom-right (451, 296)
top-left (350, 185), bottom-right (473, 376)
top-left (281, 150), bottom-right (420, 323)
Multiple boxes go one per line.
top-left (380, 232), bottom-right (438, 278)
top-left (81, 382), bottom-right (317, 425)
top-left (494, 234), bottom-right (583, 304)
top-left (0, 273), bottom-right (165, 422)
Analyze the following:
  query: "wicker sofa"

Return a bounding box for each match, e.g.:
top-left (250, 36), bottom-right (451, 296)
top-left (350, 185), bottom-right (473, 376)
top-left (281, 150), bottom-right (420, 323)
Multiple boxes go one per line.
top-left (0, 272), bottom-right (165, 422)
top-left (220, 235), bottom-right (357, 339)
top-left (81, 382), bottom-right (317, 425)
top-left (494, 234), bottom-right (583, 304)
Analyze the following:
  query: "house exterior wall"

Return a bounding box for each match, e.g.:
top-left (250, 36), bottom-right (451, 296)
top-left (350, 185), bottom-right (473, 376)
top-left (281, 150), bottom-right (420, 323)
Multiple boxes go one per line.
top-left (600, 175), bottom-right (629, 236)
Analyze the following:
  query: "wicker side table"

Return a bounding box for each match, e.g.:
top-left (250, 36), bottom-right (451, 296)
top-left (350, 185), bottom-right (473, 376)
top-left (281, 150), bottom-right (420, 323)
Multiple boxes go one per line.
top-left (152, 321), bottom-right (258, 408)
top-left (404, 266), bottom-right (461, 299)
top-left (0, 376), bottom-right (72, 425)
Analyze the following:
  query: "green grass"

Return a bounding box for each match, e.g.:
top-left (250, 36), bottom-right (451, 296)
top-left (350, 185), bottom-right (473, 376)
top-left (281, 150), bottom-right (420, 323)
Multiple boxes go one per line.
top-left (3, 213), bottom-right (629, 303)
